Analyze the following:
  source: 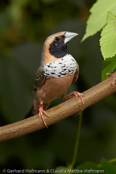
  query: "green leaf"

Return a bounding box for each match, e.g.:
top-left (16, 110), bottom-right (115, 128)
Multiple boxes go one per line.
top-left (76, 159), bottom-right (116, 174)
top-left (55, 158), bottom-right (116, 174)
top-left (55, 166), bottom-right (70, 174)
top-left (101, 158), bottom-right (116, 174)
top-left (100, 11), bottom-right (116, 59)
top-left (82, 0), bottom-right (116, 42)
top-left (76, 161), bottom-right (99, 171)
top-left (102, 56), bottom-right (116, 81)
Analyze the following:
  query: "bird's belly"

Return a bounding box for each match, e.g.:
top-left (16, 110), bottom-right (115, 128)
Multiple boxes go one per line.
top-left (42, 75), bottom-right (74, 103)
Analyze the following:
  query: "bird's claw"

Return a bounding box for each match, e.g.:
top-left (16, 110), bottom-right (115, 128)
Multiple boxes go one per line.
top-left (63, 91), bottom-right (84, 115)
top-left (76, 92), bottom-right (84, 115)
top-left (72, 92), bottom-right (84, 115)
top-left (38, 104), bottom-right (49, 128)
top-left (68, 91), bottom-right (84, 108)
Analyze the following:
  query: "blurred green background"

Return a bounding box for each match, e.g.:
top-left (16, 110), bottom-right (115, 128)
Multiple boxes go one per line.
top-left (0, 0), bottom-right (116, 171)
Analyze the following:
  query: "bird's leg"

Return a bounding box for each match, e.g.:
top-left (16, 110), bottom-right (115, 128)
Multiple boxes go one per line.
top-left (63, 91), bottom-right (84, 109)
top-left (38, 101), bottom-right (49, 128)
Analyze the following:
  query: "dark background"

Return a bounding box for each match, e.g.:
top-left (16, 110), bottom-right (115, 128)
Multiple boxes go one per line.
top-left (0, 0), bottom-right (116, 170)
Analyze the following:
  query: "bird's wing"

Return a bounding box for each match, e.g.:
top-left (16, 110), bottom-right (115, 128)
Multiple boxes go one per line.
top-left (33, 66), bottom-right (46, 92)
top-left (72, 65), bottom-right (79, 84)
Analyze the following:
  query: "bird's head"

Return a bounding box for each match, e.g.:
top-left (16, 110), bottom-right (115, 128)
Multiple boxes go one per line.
top-left (41, 31), bottom-right (78, 64)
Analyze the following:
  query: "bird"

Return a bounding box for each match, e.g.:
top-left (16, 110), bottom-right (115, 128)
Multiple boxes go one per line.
top-left (27, 31), bottom-right (84, 127)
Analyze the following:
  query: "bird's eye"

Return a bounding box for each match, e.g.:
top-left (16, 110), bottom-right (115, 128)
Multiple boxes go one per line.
top-left (56, 36), bottom-right (60, 41)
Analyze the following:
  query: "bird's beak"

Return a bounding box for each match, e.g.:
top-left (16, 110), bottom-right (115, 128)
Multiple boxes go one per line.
top-left (64, 31), bottom-right (78, 44)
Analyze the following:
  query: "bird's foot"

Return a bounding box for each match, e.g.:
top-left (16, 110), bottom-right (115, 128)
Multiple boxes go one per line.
top-left (63, 91), bottom-right (84, 114)
top-left (38, 104), bottom-right (49, 128)
top-left (69, 91), bottom-right (84, 106)
top-left (63, 91), bottom-right (84, 105)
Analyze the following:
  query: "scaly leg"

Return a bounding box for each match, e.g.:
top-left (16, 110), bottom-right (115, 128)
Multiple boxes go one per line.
top-left (63, 91), bottom-right (84, 108)
top-left (38, 102), bottom-right (49, 128)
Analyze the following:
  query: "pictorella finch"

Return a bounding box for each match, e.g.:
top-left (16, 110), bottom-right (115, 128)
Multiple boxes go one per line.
top-left (26, 31), bottom-right (84, 127)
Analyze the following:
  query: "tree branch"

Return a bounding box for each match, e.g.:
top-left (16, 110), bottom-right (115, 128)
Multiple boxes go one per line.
top-left (0, 72), bottom-right (116, 142)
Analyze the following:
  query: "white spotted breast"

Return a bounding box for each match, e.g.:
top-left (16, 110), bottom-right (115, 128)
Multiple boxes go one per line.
top-left (42, 54), bottom-right (78, 78)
